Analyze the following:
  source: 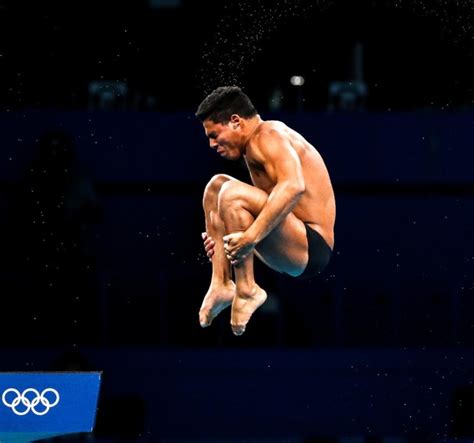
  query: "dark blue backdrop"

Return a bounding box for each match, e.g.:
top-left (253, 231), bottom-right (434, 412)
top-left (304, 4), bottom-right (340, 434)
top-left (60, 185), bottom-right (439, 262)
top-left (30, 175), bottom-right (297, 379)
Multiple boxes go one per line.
top-left (0, 111), bottom-right (472, 441)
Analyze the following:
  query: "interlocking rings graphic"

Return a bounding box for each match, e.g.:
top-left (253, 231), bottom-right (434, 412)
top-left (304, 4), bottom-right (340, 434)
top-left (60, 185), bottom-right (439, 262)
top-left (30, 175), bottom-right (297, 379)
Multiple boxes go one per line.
top-left (2, 388), bottom-right (60, 416)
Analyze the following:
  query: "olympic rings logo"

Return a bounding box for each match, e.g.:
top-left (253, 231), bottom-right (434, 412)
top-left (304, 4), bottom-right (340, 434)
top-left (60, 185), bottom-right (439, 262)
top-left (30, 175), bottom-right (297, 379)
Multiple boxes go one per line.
top-left (2, 388), bottom-right (60, 416)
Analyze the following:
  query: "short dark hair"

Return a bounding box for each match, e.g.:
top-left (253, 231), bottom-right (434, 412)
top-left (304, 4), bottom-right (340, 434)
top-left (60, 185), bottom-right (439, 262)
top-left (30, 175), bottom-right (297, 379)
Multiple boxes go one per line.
top-left (195, 86), bottom-right (257, 123)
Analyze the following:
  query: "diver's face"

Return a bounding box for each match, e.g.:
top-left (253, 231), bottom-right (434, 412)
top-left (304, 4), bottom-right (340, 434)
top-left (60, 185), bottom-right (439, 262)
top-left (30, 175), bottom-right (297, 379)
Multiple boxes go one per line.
top-left (203, 119), bottom-right (242, 161)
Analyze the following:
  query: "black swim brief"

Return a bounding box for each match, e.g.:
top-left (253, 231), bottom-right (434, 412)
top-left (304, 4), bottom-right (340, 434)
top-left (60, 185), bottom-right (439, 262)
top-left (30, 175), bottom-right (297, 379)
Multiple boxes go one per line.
top-left (296, 224), bottom-right (333, 280)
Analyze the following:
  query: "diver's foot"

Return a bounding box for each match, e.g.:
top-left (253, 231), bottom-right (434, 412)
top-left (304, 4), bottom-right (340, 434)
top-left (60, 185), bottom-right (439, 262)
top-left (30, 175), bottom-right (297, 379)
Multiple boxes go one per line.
top-left (199, 281), bottom-right (236, 327)
top-left (230, 284), bottom-right (267, 336)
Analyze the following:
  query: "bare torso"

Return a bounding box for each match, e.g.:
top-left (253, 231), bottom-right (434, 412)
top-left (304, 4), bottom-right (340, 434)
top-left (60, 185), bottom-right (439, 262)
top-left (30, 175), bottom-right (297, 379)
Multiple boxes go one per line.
top-left (244, 120), bottom-right (336, 249)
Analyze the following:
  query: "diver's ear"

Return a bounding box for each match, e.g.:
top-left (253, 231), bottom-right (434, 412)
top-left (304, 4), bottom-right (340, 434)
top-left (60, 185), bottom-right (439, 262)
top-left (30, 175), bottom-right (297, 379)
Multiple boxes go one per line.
top-left (230, 114), bottom-right (241, 129)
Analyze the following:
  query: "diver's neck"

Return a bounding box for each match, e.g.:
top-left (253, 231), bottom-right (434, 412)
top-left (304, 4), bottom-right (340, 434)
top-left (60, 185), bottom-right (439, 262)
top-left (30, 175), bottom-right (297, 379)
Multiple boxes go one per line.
top-left (243, 115), bottom-right (263, 147)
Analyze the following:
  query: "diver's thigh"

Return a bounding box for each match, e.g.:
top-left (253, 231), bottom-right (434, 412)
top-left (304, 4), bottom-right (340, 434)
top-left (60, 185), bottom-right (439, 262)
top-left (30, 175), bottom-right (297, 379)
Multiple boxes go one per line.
top-left (255, 213), bottom-right (308, 276)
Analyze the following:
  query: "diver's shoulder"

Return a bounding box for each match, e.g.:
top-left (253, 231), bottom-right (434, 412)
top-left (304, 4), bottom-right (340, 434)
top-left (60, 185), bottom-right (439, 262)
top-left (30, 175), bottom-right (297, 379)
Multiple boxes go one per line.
top-left (254, 120), bottom-right (287, 138)
top-left (260, 119), bottom-right (286, 130)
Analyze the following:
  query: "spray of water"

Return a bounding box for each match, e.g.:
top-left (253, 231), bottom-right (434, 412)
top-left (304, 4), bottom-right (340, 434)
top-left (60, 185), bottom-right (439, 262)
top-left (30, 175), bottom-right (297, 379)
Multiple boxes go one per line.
top-left (197, 0), bottom-right (334, 96)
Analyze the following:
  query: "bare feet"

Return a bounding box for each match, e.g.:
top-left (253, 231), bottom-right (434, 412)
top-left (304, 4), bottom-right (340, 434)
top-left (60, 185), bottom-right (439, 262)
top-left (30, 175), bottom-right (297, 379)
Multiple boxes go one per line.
top-left (231, 284), bottom-right (267, 336)
top-left (199, 281), bottom-right (236, 327)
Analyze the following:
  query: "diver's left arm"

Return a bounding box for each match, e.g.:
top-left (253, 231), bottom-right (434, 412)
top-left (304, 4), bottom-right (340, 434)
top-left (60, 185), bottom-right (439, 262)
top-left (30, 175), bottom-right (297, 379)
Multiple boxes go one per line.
top-left (245, 131), bottom-right (305, 244)
top-left (223, 131), bottom-right (305, 264)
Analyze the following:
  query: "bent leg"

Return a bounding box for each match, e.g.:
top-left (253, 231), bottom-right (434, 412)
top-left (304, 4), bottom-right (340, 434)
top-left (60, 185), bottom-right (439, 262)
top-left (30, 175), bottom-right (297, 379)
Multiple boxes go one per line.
top-left (218, 181), bottom-right (266, 335)
top-left (218, 179), bottom-right (309, 334)
top-left (203, 174), bottom-right (234, 285)
top-left (199, 174), bottom-right (237, 327)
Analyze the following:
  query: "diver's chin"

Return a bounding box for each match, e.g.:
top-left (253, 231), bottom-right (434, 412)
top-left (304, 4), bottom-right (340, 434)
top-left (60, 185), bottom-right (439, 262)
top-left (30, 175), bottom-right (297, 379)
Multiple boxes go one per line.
top-left (228, 152), bottom-right (242, 161)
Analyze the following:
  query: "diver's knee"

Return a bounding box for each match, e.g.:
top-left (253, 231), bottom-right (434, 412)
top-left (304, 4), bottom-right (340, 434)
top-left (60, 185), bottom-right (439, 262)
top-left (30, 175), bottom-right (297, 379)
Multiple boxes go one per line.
top-left (218, 179), bottom-right (243, 202)
top-left (203, 174), bottom-right (232, 206)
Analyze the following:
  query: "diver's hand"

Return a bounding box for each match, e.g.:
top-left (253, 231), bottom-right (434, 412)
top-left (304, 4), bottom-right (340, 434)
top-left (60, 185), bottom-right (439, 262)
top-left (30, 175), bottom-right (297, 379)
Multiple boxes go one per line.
top-left (201, 232), bottom-right (215, 262)
top-left (223, 231), bottom-right (257, 266)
